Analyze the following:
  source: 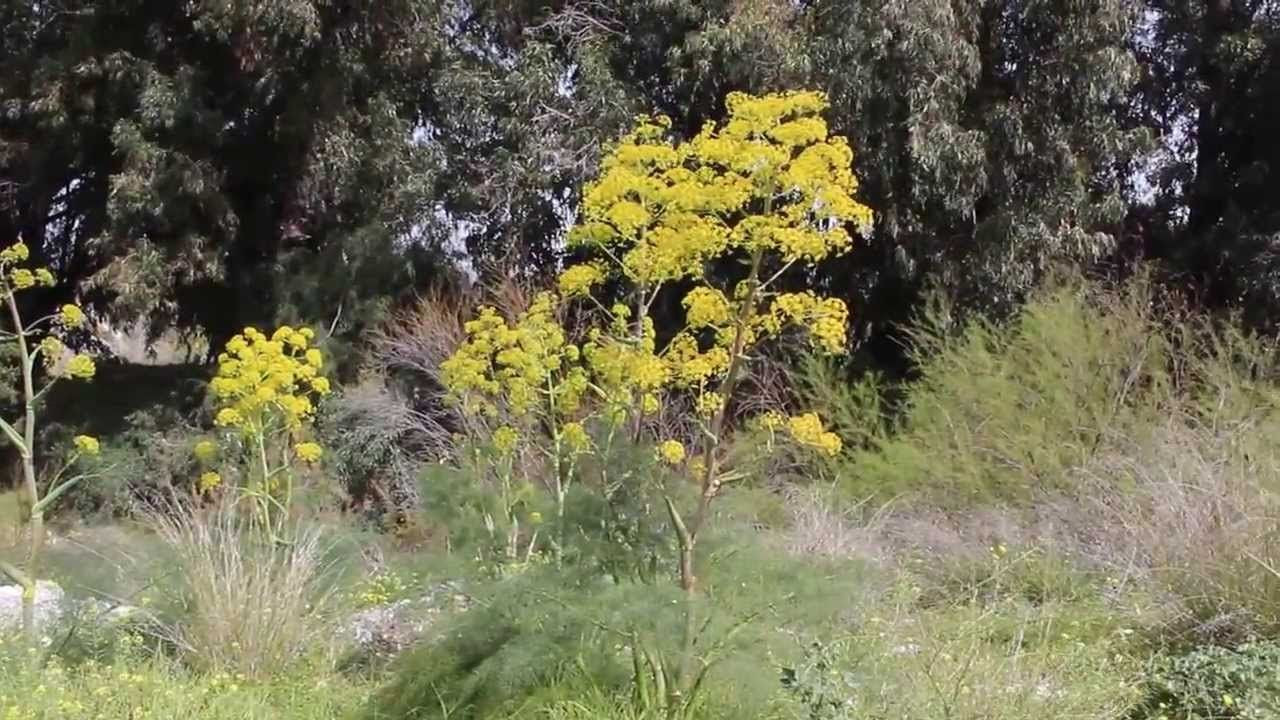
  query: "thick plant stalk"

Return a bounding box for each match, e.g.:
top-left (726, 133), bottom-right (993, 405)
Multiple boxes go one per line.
top-left (3, 284), bottom-right (40, 643)
top-left (666, 244), bottom-right (767, 716)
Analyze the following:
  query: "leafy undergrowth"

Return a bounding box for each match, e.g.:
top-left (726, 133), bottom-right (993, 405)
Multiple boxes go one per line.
top-left (9, 279), bottom-right (1280, 719)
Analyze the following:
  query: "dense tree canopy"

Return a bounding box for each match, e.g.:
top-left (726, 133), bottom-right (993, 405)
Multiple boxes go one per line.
top-left (2, 0), bottom-right (1279, 366)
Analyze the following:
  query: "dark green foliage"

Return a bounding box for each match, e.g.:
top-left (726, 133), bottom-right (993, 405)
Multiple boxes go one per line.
top-left (806, 0), bottom-right (1150, 363)
top-left (36, 362), bottom-right (209, 517)
top-left (1133, 641), bottom-right (1280, 720)
top-left (1133, 2), bottom-right (1280, 329)
top-left (0, 0), bottom-right (449, 352)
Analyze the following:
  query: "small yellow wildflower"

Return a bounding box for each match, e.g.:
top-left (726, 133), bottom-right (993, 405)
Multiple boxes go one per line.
top-left (294, 442), bottom-right (323, 463)
top-left (34, 268), bottom-right (55, 287)
top-left (305, 348), bottom-right (323, 368)
top-left (657, 439), bottom-right (686, 464)
top-left (72, 435), bottom-right (100, 456)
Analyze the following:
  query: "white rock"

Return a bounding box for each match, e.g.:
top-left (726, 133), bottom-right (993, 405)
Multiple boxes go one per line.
top-left (341, 581), bottom-right (470, 660)
top-left (0, 580), bottom-right (66, 631)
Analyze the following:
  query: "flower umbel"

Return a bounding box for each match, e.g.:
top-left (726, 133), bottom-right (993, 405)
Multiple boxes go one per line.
top-left (657, 440), bottom-right (686, 465)
top-left (58, 304), bottom-right (86, 328)
top-left (193, 440), bottom-right (218, 462)
top-left (294, 442), bottom-right (323, 463)
top-left (198, 472), bottom-right (223, 493)
top-left (72, 435), bottom-right (100, 456)
top-left (65, 354), bottom-right (96, 380)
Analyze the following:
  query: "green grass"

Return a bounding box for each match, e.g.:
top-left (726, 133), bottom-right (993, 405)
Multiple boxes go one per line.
top-left (0, 652), bottom-right (373, 720)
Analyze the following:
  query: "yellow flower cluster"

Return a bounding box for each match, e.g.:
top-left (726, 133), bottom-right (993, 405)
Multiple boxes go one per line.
top-left (37, 336), bottom-right (62, 365)
top-left (682, 287), bottom-right (733, 329)
top-left (209, 326), bottom-right (329, 434)
top-left (72, 434), bottom-right (100, 456)
top-left (9, 268), bottom-right (34, 290)
top-left (759, 291), bottom-right (850, 354)
top-left (784, 412), bottom-right (842, 456)
top-left (441, 93), bottom-right (861, 483)
top-left (561, 421), bottom-right (590, 452)
top-left (556, 262), bottom-right (606, 298)
top-left (566, 91), bottom-right (871, 288)
top-left (0, 241), bottom-right (29, 265)
top-left (657, 439), bottom-right (686, 464)
top-left (753, 410), bottom-right (842, 456)
top-left (58, 304), bottom-right (86, 328)
top-left (198, 471), bottom-right (222, 493)
top-left (582, 315), bottom-right (669, 417)
top-left (0, 242), bottom-right (58, 289)
top-left (492, 426), bottom-right (519, 455)
top-left (193, 439), bottom-right (218, 461)
top-left (663, 334), bottom-right (730, 389)
top-left (294, 442), bottom-right (323, 463)
top-left (64, 354), bottom-right (96, 380)
top-left (441, 292), bottom-right (586, 418)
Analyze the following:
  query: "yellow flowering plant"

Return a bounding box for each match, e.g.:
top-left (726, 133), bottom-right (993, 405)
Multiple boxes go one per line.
top-left (440, 91), bottom-right (870, 717)
top-left (561, 89), bottom-right (865, 590)
top-left (195, 325), bottom-right (330, 538)
top-left (439, 290), bottom-right (599, 566)
top-left (0, 239), bottom-right (100, 644)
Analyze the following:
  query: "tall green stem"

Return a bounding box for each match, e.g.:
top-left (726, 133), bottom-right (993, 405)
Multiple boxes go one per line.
top-left (3, 283), bottom-right (40, 643)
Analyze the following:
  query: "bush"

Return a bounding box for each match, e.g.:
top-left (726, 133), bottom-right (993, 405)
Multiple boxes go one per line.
top-left (1081, 417), bottom-right (1280, 643)
top-left (1132, 641), bottom-right (1280, 719)
top-left (366, 571), bottom-right (638, 720)
top-left (815, 278), bottom-right (1175, 504)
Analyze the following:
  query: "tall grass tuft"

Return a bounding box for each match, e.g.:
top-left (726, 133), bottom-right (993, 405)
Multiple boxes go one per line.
top-left (148, 502), bottom-right (337, 677)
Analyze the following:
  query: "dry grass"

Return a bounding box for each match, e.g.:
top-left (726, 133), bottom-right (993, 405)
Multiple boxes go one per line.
top-left (147, 502), bottom-right (338, 677)
top-left (1079, 417), bottom-right (1280, 643)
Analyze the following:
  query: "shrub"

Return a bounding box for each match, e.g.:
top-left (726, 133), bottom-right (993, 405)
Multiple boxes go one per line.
top-left (1132, 641), bottom-right (1280, 719)
top-left (817, 278), bottom-right (1174, 504)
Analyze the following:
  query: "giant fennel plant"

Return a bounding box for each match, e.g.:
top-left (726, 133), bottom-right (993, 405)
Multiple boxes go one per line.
top-left (193, 325), bottom-right (330, 540)
top-left (0, 240), bottom-right (98, 642)
top-left (440, 91), bottom-right (871, 716)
